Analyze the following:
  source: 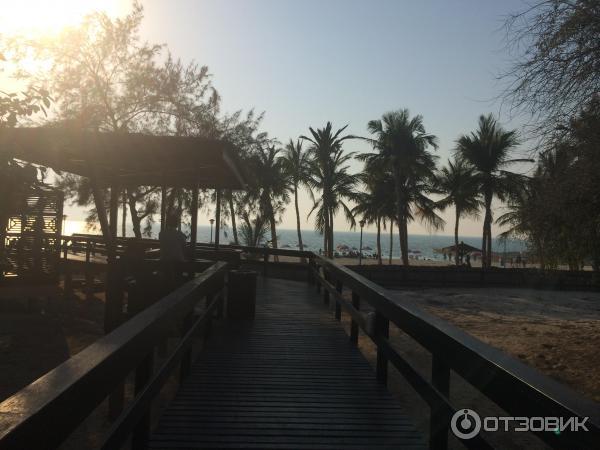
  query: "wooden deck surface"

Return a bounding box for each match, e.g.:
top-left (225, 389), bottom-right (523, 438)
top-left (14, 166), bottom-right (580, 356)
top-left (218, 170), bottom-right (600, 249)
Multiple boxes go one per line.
top-left (150, 277), bottom-right (425, 449)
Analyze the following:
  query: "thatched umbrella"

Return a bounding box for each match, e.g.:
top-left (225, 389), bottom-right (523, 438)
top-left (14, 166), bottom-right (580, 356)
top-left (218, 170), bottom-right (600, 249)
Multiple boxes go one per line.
top-left (439, 241), bottom-right (481, 262)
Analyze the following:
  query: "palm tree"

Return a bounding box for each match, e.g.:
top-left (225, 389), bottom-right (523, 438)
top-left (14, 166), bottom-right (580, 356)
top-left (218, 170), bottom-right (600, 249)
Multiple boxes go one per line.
top-left (436, 157), bottom-right (481, 265)
top-left (353, 167), bottom-right (395, 265)
top-left (280, 139), bottom-right (309, 253)
top-left (248, 144), bottom-right (290, 252)
top-left (456, 114), bottom-right (527, 268)
top-left (301, 123), bottom-right (358, 258)
top-left (362, 110), bottom-right (443, 265)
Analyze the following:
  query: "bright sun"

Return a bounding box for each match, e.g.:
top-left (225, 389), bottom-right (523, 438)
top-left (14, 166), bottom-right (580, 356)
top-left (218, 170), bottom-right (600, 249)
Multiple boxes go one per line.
top-left (0, 0), bottom-right (129, 36)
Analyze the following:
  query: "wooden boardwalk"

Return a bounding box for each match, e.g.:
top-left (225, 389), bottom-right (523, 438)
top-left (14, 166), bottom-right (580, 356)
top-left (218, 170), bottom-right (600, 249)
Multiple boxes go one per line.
top-left (150, 277), bottom-right (425, 449)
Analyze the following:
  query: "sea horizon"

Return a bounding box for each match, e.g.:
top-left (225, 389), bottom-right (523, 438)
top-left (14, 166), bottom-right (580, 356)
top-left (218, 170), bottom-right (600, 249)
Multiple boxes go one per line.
top-left (64, 220), bottom-right (526, 260)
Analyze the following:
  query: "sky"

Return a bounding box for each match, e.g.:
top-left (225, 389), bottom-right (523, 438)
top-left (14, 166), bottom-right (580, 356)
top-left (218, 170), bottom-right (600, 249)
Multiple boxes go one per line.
top-left (3, 0), bottom-right (535, 236)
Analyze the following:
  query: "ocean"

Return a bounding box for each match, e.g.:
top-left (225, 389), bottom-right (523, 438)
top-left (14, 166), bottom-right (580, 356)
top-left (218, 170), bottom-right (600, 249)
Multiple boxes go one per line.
top-left (68, 220), bottom-right (526, 261)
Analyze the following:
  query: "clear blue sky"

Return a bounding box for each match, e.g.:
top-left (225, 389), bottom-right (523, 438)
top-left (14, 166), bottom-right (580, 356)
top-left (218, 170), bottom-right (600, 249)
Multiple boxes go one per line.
top-left (54, 0), bottom-right (532, 235)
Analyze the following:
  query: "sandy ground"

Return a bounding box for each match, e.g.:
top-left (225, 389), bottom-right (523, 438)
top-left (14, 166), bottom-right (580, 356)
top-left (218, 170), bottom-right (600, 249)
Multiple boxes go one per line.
top-left (387, 286), bottom-right (600, 402)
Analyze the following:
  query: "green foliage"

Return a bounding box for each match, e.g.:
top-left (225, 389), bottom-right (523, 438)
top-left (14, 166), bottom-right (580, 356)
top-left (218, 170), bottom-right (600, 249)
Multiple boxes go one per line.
top-left (7, 2), bottom-right (219, 236)
top-left (499, 100), bottom-right (600, 270)
top-left (362, 109), bottom-right (442, 265)
top-left (281, 139), bottom-right (310, 252)
top-left (436, 157), bottom-right (481, 264)
top-left (301, 122), bottom-right (359, 257)
top-left (242, 142), bottom-right (290, 249)
top-left (456, 114), bottom-right (526, 268)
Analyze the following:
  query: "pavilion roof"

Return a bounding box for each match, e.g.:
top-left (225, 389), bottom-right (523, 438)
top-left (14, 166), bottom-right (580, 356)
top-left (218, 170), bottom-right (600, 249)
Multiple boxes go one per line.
top-left (0, 127), bottom-right (247, 189)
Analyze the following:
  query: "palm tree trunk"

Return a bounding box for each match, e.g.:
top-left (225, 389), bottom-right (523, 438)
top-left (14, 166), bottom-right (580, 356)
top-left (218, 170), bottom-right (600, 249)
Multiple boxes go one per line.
top-left (269, 209), bottom-right (279, 262)
top-left (323, 210), bottom-right (328, 256)
top-left (228, 191), bottom-right (238, 244)
top-left (294, 185), bottom-right (304, 252)
top-left (388, 220), bottom-right (393, 264)
top-left (454, 209), bottom-right (460, 266)
top-left (376, 216), bottom-right (382, 265)
top-left (481, 194), bottom-right (492, 269)
top-left (486, 222), bottom-right (492, 267)
top-left (398, 216), bottom-right (409, 266)
top-left (481, 226), bottom-right (488, 269)
top-left (270, 215), bottom-right (278, 249)
top-left (329, 209), bottom-right (334, 258)
top-left (403, 221), bottom-right (409, 265)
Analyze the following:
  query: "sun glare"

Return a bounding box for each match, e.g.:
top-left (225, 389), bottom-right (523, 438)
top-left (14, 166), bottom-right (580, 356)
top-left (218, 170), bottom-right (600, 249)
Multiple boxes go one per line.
top-left (0, 0), bottom-right (129, 36)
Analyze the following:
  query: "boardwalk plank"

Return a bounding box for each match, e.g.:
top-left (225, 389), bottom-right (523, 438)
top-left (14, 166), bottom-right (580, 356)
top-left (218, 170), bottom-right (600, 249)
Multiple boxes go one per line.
top-left (150, 277), bottom-right (425, 449)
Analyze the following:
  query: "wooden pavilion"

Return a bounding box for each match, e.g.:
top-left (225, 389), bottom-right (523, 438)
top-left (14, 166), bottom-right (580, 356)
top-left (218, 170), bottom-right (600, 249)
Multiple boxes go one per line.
top-left (0, 126), bottom-right (247, 255)
top-left (0, 126), bottom-right (247, 336)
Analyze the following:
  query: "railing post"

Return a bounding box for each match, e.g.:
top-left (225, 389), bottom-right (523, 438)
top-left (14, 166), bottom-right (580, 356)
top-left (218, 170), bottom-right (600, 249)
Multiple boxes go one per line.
top-left (334, 280), bottom-right (342, 321)
top-left (375, 311), bottom-right (389, 385)
top-left (204, 293), bottom-right (213, 340)
top-left (215, 287), bottom-right (224, 320)
top-left (350, 291), bottom-right (360, 345)
top-left (322, 269), bottom-right (329, 305)
top-left (307, 256), bottom-right (314, 284)
top-left (63, 261), bottom-right (73, 300)
top-left (315, 263), bottom-right (321, 293)
top-left (429, 355), bottom-right (451, 450)
top-left (263, 250), bottom-right (268, 276)
top-left (179, 311), bottom-right (193, 383)
top-left (132, 350), bottom-right (154, 450)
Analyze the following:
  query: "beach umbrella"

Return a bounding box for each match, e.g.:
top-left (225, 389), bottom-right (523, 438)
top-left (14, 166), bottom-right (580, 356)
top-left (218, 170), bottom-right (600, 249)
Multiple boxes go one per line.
top-left (440, 242), bottom-right (481, 256)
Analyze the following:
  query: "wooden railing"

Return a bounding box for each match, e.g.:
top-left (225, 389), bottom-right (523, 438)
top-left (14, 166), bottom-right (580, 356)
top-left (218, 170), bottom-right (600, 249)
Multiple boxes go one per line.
top-left (0, 261), bottom-right (228, 450)
top-left (61, 234), bottom-right (243, 266)
top-left (308, 253), bottom-right (599, 449)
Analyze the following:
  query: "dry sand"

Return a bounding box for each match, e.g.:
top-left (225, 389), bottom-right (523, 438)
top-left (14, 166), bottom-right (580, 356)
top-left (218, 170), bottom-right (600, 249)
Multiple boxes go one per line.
top-left (387, 286), bottom-right (600, 402)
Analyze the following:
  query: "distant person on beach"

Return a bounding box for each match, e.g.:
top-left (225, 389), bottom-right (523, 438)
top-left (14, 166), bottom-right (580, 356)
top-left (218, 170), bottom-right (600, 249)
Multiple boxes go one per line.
top-left (466, 254), bottom-right (471, 268)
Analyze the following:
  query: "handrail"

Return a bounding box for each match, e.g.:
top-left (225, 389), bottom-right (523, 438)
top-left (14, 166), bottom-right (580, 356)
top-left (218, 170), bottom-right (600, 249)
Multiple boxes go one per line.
top-left (0, 261), bottom-right (228, 450)
top-left (309, 253), bottom-right (600, 449)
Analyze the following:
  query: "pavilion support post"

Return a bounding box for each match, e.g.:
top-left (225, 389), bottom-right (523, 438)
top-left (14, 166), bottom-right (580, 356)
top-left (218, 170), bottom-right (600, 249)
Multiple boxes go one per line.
top-left (88, 177), bottom-right (124, 420)
top-left (215, 188), bottom-right (221, 250)
top-left (190, 184), bottom-right (199, 260)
